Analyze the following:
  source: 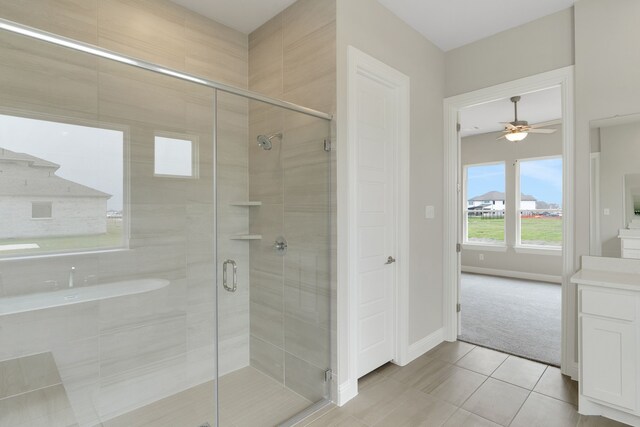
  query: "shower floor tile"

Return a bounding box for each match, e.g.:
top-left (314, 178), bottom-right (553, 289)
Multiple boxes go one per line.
top-left (101, 366), bottom-right (311, 427)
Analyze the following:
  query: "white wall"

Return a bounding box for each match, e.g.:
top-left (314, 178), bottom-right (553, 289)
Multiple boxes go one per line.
top-left (445, 8), bottom-right (574, 97)
top-left (461, 126), bottom-right (563, 277)
top-left (573, 0), bottom-right (640, 365)
top-left (336, 0), bottom-right (445, 390)
top-left (575, 0), bottom-right (640, 262)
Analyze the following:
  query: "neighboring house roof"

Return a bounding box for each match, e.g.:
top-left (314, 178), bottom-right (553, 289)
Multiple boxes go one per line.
top-left (0, 147), bottom-right (112, 198)
top-left (469, 191), bottom-right (537, 202)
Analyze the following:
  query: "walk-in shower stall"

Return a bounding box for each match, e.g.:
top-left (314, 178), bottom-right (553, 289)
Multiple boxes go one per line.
top-left (0, 18), bottom-right (332, 427)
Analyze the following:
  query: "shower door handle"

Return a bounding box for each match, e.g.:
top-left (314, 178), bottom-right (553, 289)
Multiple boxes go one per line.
top-left (223, 259), bottom-right (237, 292)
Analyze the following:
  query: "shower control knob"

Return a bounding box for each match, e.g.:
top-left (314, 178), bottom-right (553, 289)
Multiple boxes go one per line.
top-left (274, 236), bottom-right (288, 256)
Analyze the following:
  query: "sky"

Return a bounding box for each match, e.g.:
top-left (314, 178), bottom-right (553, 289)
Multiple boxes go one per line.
top-left (0, 115), bottom-right (124, 210)
top-left (467, 158), bottom-right (563, 205)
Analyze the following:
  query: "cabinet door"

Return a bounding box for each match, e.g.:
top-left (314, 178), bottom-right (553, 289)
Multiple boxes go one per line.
top-left (582, 315), bottom-right (637, 410)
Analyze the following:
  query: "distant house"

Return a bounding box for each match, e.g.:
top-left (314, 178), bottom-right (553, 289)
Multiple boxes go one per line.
top-left (0, 147), bottom-right (111, 239)
top-left (468, 191), bottom-right (537, 211)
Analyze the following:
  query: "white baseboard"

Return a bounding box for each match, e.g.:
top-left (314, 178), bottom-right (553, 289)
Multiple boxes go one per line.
top-left (336, 378), bottom-right (358, 407)
top-left (462, 266), bottom-right (562, 284)
top-left (406, 328), bottom-right (444, 364)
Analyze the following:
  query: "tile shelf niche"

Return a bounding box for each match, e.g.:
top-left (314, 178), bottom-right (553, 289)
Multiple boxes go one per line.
top-left (229, 202), bottom-right (262, 240)
top-left (230, 234), bottom-right (262, 240)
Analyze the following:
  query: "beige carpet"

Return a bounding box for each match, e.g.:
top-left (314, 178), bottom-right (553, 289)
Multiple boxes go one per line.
top-left (458, 273), bottom-right (561, 366)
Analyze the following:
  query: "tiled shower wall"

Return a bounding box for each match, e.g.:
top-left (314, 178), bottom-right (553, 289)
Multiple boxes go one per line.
top-left (247, 0), bottom-right (337, 402)
top-left (0, 0), bottom-right (248, 424)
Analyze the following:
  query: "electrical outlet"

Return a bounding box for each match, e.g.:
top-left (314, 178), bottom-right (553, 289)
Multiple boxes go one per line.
top-left (479, 254), bottom-right (484, 261)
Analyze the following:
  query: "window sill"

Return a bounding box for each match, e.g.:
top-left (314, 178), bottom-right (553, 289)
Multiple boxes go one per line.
top-left (462, 243), bottom-right (507, 252)
top-left (514, 245), bottom-right (562, 256)
top-left (0, 247), bottom-right (132, 262)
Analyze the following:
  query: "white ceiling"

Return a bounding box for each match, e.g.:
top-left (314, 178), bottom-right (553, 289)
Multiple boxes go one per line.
top-left (460, 86), bottom-right (562, 137)
top-left (170, 0), bottom-right (575, 48)
top-left (170, 0), bottom-right (297, 33)
top-left (376, 0), bottom-right (576, 51)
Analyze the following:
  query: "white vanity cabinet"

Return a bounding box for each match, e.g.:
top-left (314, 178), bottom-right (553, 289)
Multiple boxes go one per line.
top-left (572, 256), bottom-right (640, 426)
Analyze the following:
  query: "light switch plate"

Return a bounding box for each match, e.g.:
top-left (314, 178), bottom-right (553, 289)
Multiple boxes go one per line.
top-left (425, 205), bottom-right (435, 219)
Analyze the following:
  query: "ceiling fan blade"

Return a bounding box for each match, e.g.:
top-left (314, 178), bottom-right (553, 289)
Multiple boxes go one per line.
top-left (496, 134), bottom-right (507, 140)
top-left (528, 128), bottom-right (557, 134)
top-left (501, 123), bottom-right (516, 130)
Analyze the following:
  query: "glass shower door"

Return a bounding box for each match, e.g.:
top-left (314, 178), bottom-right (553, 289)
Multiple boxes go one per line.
top-left (0, 28), bottom-right (218, 427)
top-left (216, 94), bottom-right (332, 426)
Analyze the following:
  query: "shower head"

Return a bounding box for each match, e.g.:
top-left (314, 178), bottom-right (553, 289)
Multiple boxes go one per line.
top-left (256, 133), bottom-right (282, 151)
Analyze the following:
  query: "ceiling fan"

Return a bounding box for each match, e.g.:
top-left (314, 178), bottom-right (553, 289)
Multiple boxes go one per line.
top-left (497, 96), bottom-right (557, 142)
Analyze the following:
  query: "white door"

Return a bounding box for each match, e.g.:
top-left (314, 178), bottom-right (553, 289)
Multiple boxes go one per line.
top-left (356, 74), bottom-right (397, 378)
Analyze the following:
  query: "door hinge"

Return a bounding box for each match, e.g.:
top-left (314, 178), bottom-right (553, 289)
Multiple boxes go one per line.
top-left (456, 123), bottom-right (461, 132)
top-left (456, 183), bottom-right (461, 193)
top-left (324, 369), bottom-right (334, 383)
top-left (456, 243), bottom-right (461, 253)
top-left (323, 138), bottom-right (332, 152)
top-left (457, 303), bottom-right (461, 313)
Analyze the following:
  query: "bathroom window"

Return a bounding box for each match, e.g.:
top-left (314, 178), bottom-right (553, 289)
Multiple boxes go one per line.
top-left (154, 133), bottom-right (197, 178)
top-left (0, 113), bottom-right (126, 256)
top-left (31, 202), bottom-right (52, 219)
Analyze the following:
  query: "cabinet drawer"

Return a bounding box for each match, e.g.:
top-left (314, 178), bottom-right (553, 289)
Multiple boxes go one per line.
top-left (621, 248), bottom-right (640, 259)
top-left (581, 289), bottom-right (636, 321)
top-left (622, 239), bottom-right (640, 250)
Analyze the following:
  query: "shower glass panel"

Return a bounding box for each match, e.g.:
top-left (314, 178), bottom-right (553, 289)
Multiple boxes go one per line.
top-left (216, 95), bottom-right (332, 425)
top-left (0, 29), bottom-right (217, 426)
top-left (0, 19), bottom-right (332, 427)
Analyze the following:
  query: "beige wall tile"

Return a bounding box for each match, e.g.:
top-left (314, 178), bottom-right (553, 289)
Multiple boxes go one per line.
top-left (97, 0), bottom-right (186, 70)
top-left (250, 335), bottom-right (284, 383)
top-left (0, 0), bottom-right (98, 44)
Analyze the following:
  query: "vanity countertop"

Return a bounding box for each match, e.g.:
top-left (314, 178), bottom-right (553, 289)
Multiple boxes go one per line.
top-left (571, 269), bottom-right (640, 291)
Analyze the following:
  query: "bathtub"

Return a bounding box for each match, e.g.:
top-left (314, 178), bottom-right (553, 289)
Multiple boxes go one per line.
top-left (0, 278), bottom-right (170, 316)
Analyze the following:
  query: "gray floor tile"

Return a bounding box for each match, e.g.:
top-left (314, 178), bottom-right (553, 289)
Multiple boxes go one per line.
top-left (305, 408), bottom-right (368, 427)
top-left (533, 366), bottom-right (578, 406)
top-left (340, 377), bottom-right (410, 425)
top-left (370, 388), bottom-right (457, 427)
top-left (427, 341), bottom-right (476, 363)
top-left (510, 392), bottom-right (580, 427)
top-left (490, 355), bottom-right (546, 390)
top-left (443, 409), bottom-right (501, 427)
top-left (462, 378), bottom-right (529, 426)
top-left (455, 347), bottom-right (508, 376)
top-left (577, 414), bottom-right (631, 426)
top-left (424, 366), bottom-right (487, 406)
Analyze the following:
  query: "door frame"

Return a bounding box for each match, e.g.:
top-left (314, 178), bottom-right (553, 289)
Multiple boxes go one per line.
top-left (443, 66), bottom-right (577, 379)
top-left (338, 46), bottom-right (410, 405)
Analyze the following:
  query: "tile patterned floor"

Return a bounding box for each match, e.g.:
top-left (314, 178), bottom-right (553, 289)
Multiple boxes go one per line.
top-left (298, 342), bottom-right (629, 427)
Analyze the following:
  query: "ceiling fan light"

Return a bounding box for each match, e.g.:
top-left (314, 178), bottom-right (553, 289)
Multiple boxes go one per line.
top-left (505, 131), bottom-right (528, 142)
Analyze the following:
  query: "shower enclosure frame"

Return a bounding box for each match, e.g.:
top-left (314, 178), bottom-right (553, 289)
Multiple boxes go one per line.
top-left (0, 17), bottom-right (334, 427)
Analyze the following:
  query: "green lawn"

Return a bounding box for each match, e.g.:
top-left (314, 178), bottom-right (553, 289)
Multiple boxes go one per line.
top-left (0, 220), bottom-right (124, 256)
top-left (468, 216), bottom-right (562, 246)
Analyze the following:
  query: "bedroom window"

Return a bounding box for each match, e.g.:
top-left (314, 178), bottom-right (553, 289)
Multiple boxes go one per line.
top-left (463, 162), bottom-right (506, 246)
top-left (516, 156), bottom-right (563, 248)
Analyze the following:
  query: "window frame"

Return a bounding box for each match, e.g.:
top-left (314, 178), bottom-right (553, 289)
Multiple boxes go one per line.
top-left (153, 131), bottom-right (199, 179)
top-left (515, 155), bottom-right (563, 251)
top-left (462, 161), bottom-right (507, 248)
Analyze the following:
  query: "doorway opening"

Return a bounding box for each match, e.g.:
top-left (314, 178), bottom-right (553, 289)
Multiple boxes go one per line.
top-left (457, 87), bottom-right (563, 366)
top-left (443, 67), bottom-right (576, 378)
